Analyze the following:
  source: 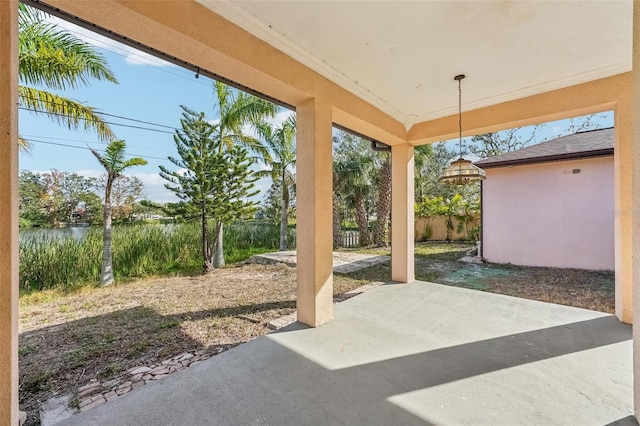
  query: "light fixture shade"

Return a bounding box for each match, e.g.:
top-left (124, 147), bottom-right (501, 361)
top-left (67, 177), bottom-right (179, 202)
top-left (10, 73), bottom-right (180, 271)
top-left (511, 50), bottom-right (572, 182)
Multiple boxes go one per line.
top-left (438, 157), bottom-right (486, 185)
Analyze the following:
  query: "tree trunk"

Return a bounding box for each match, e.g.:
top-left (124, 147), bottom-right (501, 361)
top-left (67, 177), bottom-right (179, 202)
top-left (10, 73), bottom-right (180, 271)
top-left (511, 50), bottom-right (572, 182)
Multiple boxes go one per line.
top-left (213, 221), bottom-right (225, 268)
top-left (280, 176), bottom-right (289, 251)
top-left (201, 202), bottom-right (213, 273)
top-left (101, 178), bottom-right (115, 285)
top-left (374, 156), bottom-right (392, 246)
top-left (279, 179), bottom-right (289, 251)
top-left (333, 193), bottom-right (342, 249)
top-left (354, 196), bottom-right (370, 247)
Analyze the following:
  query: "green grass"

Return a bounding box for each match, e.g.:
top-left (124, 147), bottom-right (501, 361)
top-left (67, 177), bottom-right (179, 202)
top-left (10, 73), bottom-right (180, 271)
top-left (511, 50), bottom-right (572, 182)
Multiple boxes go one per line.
top-left (348, 241), bottom-right (472, 260)
top-left (414, 242), bottom-right (473, 261)
top-left (19, 221), bottom-right (295, 293)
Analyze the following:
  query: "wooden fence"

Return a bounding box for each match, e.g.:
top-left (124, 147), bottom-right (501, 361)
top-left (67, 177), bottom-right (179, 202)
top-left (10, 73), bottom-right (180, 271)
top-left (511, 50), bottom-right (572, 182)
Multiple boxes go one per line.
top-left (415, 215), bottom-right (479, 241)
top-left (341, 230), bottom-right (359, 248)
top-left (335, 215), bottom-right (478, 247)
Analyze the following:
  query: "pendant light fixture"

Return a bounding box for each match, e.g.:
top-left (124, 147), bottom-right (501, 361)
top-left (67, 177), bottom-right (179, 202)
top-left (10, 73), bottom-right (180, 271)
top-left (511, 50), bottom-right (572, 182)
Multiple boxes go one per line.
top-left (438, 74), bottom-right (486, 185)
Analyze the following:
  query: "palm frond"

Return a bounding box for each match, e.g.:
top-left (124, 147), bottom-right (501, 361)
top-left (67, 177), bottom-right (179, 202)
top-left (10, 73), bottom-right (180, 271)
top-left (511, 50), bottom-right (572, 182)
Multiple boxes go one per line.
top-left (92, 140), bottom-right (146, 174)
top-left (18, 135), bottom-right (32, 154)
top-left (19, 86), bottom-right (116, 142)
top-left (121, 157), bottom-right (148, 170)
top-left (18, 6), bottom-right (117, 90)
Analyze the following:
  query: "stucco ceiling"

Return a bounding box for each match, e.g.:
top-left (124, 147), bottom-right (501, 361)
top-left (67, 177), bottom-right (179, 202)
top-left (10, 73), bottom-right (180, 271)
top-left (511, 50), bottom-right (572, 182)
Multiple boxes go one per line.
top-left (199, 0), bottom-right (632, 130)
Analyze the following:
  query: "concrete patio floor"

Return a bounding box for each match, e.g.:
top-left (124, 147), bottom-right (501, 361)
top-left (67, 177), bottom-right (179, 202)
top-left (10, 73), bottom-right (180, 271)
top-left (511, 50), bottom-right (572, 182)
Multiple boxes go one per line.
top-left (62, 281), bottom-right (633, 426)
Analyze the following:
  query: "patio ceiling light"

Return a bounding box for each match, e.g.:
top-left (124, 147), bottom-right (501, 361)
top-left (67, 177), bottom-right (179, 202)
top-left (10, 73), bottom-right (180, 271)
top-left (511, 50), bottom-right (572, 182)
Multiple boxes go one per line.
top-left (438, 74), bottom-right (486, 185)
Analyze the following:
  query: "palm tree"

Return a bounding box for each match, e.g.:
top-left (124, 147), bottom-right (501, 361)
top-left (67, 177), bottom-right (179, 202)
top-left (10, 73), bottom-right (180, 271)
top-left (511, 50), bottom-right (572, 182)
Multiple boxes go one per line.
top-left (334, 153), bottom-right (374, 247)
top-left (91, 140), bottom-right (147, 285)
top-left (333, 132), bottom-right (376, 247)
top-left (18, 4), bottom-right (117, 149)
top-left (373, 154), bottom-right (392, 246)
top-left (210, 81), bottom-right (277, 267)
top-left (253, 115), bottom-right (296, 251)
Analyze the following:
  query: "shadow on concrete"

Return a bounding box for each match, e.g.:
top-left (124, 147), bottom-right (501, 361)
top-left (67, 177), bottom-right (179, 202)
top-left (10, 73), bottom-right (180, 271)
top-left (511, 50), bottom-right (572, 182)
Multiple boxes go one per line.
top-left (64, 314), bottom-right (631, 425)
top-left (332, 315), bottom-right (630, 393)
top-left (605, 416), bottom-right (640, 426)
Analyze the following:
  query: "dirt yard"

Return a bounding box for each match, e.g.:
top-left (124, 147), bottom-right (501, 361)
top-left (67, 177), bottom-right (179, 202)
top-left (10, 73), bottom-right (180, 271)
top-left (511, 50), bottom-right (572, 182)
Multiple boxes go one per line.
top-left (19, 243), bottom-right (614, 424)
top-left (350, 242), bottom-right (614, 313)
top-left (18, 263), bottom-right (370, 425)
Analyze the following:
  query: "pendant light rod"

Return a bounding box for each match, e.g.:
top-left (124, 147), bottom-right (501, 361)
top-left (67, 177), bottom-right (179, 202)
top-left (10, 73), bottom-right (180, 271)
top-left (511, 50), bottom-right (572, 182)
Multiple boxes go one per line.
top-left (455, 74), bottom-right (465, 158)
top-left (437, 74), bottom-right (486, 185)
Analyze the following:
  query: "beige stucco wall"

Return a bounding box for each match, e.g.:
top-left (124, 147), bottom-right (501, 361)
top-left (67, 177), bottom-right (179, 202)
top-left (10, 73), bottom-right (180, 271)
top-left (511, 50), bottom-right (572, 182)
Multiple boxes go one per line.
top-left (0, 0), bottom-right (19, 424)
top-left (482, 156), bottom-right (614, 270)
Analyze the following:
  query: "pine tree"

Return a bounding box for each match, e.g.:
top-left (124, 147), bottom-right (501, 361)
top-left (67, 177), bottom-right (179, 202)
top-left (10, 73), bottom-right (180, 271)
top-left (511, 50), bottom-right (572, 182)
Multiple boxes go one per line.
top-left (160, 106), bottom-right (258, 272)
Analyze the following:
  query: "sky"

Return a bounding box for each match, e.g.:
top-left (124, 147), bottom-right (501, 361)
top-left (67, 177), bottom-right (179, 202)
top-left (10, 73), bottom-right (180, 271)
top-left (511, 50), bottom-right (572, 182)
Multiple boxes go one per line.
top-left (19, 14), bottom-right (293, 203)
top-left (18, 13), bottom-right (614, 204)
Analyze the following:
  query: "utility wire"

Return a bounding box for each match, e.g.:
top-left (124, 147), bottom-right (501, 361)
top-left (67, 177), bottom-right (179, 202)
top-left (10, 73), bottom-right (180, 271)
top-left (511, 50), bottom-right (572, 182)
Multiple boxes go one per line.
top-left (27, 138), bottom-right (169, 161)
top-left (21, 134), bottom-right (171, 152)
top-left (21, 95), bottom-right (179, 130)
top-left (19, 106), bottom-right (176, 135)
top-left (95, 111), bottom-right (177, 130)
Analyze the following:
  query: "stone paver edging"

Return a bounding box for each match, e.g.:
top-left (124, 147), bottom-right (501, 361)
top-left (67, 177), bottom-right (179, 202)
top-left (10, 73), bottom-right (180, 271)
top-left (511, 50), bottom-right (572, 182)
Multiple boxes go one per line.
top-left (75, 349), bottom-right (220, 412)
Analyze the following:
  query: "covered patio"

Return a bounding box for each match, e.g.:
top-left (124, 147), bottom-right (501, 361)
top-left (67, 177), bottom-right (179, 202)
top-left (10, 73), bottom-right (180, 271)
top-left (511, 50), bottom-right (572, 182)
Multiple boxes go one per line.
top-left (1, 1), bottom-right (639, 424)
top-left (64, 281), bottom-right (633, 425)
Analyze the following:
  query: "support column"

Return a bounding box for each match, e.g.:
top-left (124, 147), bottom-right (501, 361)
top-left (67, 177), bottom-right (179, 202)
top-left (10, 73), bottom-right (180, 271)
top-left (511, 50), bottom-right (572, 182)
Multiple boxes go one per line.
top-left (632, 0), bottom-right (640, 419)
top-left (614, 94), bottom-right (633, 324)
top-left (391, 143), bottom-right (415, 283)
top-left (0, 0), bottom-right (20, 424)
top-left (296, 98), bottom-right (333, 327)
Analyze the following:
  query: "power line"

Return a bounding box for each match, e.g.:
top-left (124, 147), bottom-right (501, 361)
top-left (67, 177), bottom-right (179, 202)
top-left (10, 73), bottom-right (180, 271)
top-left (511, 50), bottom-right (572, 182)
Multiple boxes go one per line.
top-left (27, 138), bottom-right (169, 161)
top-left (86, 110), bottom-right (177, 130)
top-left (21, 134), bottom-right (172, 152)
top-left (20, 94), bottom-right (181, 131)
top-left (19, 106), bottom-right (176, 135)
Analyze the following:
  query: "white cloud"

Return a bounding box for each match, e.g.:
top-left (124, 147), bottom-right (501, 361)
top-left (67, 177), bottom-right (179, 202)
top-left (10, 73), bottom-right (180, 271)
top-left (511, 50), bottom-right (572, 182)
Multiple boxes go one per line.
top-left (74, 169), bottom-right (104, 179)
top-left (271, 110), bottom-right (294, 128)
top-left (129, 172), bottom-right (178, 203)
top-left (47, 15), bottom-right (176, 68)
top-left (241, 109), bottom-right (295, 141)
top-left (73, 169), bottom-right (272, 205)
top-left (250, 177), bottom-right (272, 203)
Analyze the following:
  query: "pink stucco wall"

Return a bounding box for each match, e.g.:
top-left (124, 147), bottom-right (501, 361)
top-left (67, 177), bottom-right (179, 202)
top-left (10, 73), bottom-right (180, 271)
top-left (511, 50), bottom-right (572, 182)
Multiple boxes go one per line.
top-left (482, 156), bottom-right (614, 270)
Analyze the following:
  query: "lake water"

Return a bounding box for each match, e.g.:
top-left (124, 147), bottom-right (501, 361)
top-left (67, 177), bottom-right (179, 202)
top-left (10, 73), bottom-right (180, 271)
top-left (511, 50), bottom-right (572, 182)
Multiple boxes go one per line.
top-left (20, 226), bottom-right (91, 241)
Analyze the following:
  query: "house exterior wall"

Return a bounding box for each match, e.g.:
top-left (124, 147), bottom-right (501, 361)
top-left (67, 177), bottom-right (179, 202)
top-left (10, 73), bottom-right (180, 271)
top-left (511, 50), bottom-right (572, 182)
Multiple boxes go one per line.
top-left (482, 156), bottom-right (614, 270)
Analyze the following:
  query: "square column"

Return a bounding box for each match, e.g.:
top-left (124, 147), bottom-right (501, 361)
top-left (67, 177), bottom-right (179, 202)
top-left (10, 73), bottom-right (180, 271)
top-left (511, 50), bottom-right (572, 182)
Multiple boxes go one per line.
top-left (391, 143), bottom-right (415, 283)
top-left (632, 0), bottom-right (640, 418)
top-left (0, 0), bottom-right (20, 424)
top-left (614, 94), bottom-right (633, 324)
top-left (296, 98), bottom-right (333, 327)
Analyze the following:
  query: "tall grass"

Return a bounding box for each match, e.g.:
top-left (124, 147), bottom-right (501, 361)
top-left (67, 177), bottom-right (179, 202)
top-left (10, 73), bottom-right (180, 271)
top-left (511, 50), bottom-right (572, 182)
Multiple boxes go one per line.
top-left (19, 222), bottom-right (296, 292)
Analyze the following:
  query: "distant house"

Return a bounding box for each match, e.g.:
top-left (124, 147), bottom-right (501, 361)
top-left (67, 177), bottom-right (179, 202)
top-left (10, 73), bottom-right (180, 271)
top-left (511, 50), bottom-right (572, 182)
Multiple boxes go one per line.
top-left (475, 127), bottom-right (614, 270)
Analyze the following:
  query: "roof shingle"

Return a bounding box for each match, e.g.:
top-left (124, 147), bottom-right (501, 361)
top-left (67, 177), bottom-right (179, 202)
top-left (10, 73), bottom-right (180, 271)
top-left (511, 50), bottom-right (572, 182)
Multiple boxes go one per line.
top-left (474, 127), bottom-right (614, 169)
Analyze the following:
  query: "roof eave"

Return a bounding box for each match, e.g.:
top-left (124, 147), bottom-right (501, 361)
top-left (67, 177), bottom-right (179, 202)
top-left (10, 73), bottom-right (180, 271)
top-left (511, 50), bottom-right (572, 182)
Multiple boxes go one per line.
top-left (476, 148), bottom-right (614, 169)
